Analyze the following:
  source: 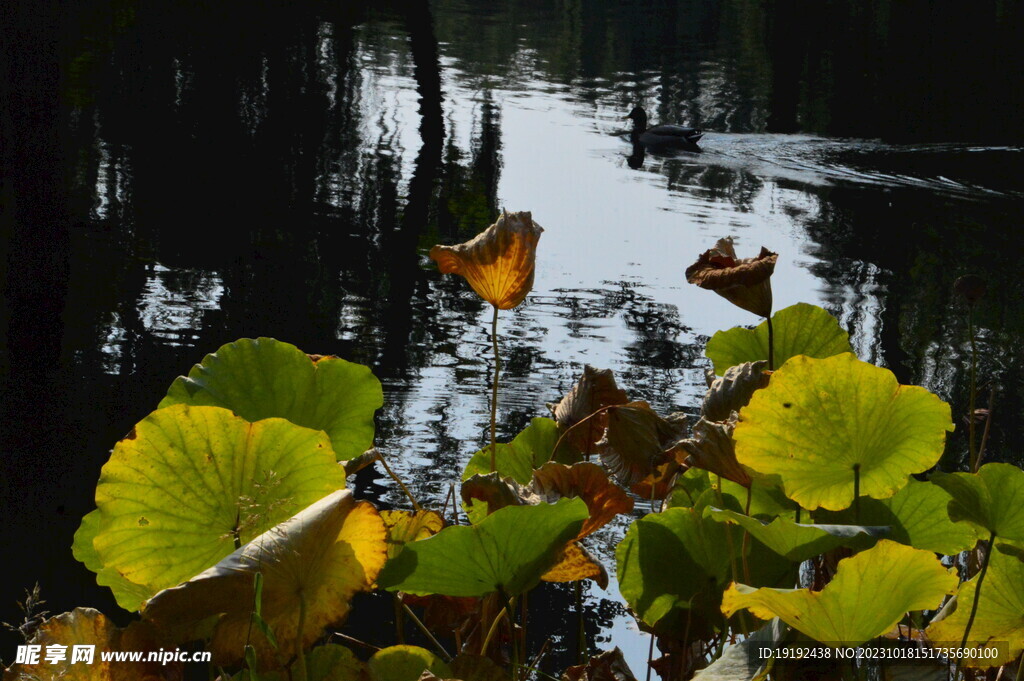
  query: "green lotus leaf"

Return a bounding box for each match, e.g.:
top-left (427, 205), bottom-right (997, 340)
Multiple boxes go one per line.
top-left (306, 644), bottom-right (369, 681)
top-left (815, 477), bottom-right (977, 555)
top-left (667, 469), bottom-right (796, 519)
top-left (462, 417), bottom-right (561, 484)
top-left (73, 404), bottom-right (348, 610)
top-left (616, 507), bottom-right (733, 634)
top-left (722, 540), bottom-right (958, 646)
top-left (378, 498), bottom-right (588, 597)
top-left (704, 507), bottom-right (888, 561)
top-left (705, 303), bottom-right (853, 375)
top-left (927, 541), bottom-right (1024, 666)
top-left (368, 645), bottom-right (452, 681)
top-left (693, 619), bottom-right (785, 680)
top-left (160, 337), bottom-right (383, 461)
top-left (734, 353), bottom-right (953, 511)
top-left (930, 463), bottom-right (1024, 541)
top-left (143, 490), bottom-right (387, 667)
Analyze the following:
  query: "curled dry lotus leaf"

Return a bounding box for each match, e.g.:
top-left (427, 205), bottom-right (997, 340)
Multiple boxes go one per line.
top-left (429, 210), bottom-right (543, 310)
top-left (1, 608), bottom-right (179, 681)
top-left (629, 460), bottom-right (683, 501)
top-left (463, 417), bottom-right (561, 484)
top-left (705, 303), bottom-right (853, 376)
top-left (368, 645), bottom-right (452, 681)
top-left (701, 361), bottom-right (770, 422)
top-left (927, 542), bottom-right (1024, 667)
top-left (378, 498), bottom-right (588, 597)
top-left (562, 647), bottom-right (637, 681)
top-left (72, 404), bottom-right (349, 611)
top-left (734, 353), bottom-right (953, 511)
top-left (685, 237), bottom-right (777, 317)
top-left (676, 414), bottom-right (751, 487)
top-left (160, 337), bottom-right (383, 461)
top-left (548, 365), bottom-right (629, 458)
top-left (461, 472), bottom-right (524, 523)
top-left (704, 507), bottom-right (888, 562)
top-left (142, 489), bottom-right (386, 667)
top-left (597, 401), bottom-right (686, 488)
top-left (381, 509), bottom-right (445, 560)
top-left (722, 540), bottom-right (958, 647)
top-left (930, 462), bottom-right (1024, 541)
top-left (530, 462), bottom-right (634, 538)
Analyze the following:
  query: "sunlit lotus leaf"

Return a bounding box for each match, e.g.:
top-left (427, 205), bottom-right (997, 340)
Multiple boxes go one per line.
top-left (305, 644), bottom-right (369, 681)
top-left (548, 365), bottom-right (629, 458)
top-left (429, 210), bottom-right (543, 310)
top-left (667, 469), bottom-right (796, 521)
top-left (677, 415), bottom-right (751, 487)
top-left (629, 461), bottom-right (682, 501)
top-left (702, 361), bottom-right (770, 422)
top-left (704, 507), bottom-right (888, 561)
top-left (381, 510), bottom-right (445, 560)
top-left (0, 608), bottom-right (178, 681)
top-left (597, 402), bottom-right (685, 488)
top-left (616, 507), bottom-right (733, 634)
top-left (143, 490), bottom-right (386, 667)
top-left (542, 542), bottom-right (609, 589)
top-left (705, 303), bottom-right (853, 376)
top-left (927, 542), bottom-right (1024, 666)
top-left (463, 418), bottom-right (560, 484)
top-left (815, 477), bottom-right (977, 554)
top-left (722, 540), bottom-right (958, 646)
top-left (72, 404), bottom-right (348, 611)
top-left (160, 337), bottom-right (383, 461)
top-left (529, 462), bottom-right (634, 538)
top-left (419, 655), bottom-right (508, 681)
top-left (71, 510), bottom-right (154, 612)
top-left (379, 498), bottom-right (588, 597)
top-left (734, 353), bottom-right (953, 511)
top-left (930, 463), bottom-right (1024, 541)
top-left (686, 237), bottom-right (777, 317)
top-left (562, 648), bottom-right (637, 681)
top-left (368, 645), bottom-right (452, 681)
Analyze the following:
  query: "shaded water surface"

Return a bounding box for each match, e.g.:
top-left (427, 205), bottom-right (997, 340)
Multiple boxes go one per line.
top-left (2, 0), bottom-right (1023, 672)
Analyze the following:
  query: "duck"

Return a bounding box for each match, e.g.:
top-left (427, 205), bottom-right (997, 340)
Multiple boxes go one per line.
top-left (626, 106), bottom-right (703, 148)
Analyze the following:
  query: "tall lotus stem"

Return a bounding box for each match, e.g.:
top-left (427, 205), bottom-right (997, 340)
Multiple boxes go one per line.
top-left (766, 315), bottom-right (775, 370)
top-left (968, 307), bottom-right (978, 472)
top-left (957, 532), bottom-right (996, 680)
top-left (490, 305), bottom-right (500, 472)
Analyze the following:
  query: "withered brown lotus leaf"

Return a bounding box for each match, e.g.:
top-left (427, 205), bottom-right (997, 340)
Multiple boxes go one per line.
top-left (542, 542), bottom-right (609, 589)
top-left (549, 366), bottom-right (630, 457)
top-left (430, 211), bottom-right (544, 310)
top-left (629, 460), bottom-right (683, 501)
top-left (701, 361), bottom-right (771, 422)
top-left (530, 462), bottom-right (634, 538)
top-left (597, 401), bottom-right (687, 488)
top-left (460, 472), bottom-right (524, 517)
top-left (685, 237), bottom-right (777, 317)
top-left (562, 647), bottom-right (638, 681)
top-left (401, 594), bottom-right (481, 639)
top-left (677, 414), bottom-right (752, 487)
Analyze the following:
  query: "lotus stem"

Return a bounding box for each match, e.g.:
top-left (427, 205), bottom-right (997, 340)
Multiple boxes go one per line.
top-left (295, 593), bottom-right (308, 681)
top-left (498, 588), bottom-right (520, 680)
top-left (715, 476), bottom-right (751, 633)
top-left (490, 305), bottom-right (500, 473)
top-left (766, 314), bottom-right (775, 371)
top-left (740, 485), bottom-right (752, 584)
top-left (645, 629), bottom-right (655, 681)
top-left (958, 531), bottom-right (996, 676)
top-left (402, 601), bottom-right (452, 661)
top-left (377, 450), bottom-right (421, 511)
top-left (968, 308), bottom-right (978, 472)
top-left (394, 596), bottom-right (405, 644)
top-left (976, 385), bottom-right (996, 468)
top-left (574, 581), bottom-right (586, 664)
top-left (480, 605), bottom-right (508, 656)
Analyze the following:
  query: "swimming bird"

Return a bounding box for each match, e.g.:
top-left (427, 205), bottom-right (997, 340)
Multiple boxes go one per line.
top-left (626, 106), bottom-right (703, 148)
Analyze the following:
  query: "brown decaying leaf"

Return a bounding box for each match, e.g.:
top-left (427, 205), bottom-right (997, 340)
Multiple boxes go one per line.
top-left (685, 237), bottom-right (777, 317)
top-left (549, 366), bottom-right (629, 457)
top-left (529, 462), bottom-right (634, 538)
top-left (562, 647), bottom-right (638, 681)
top-left (596, 401), bottom-right (687, 488)
top-left (629, 460), bottom-right (683, 501)
top-left (460, 472), bottom-right (524, 516)
top-left (701, 361), bottom-right (770, 422)
top-left (542, 542), bottom-right (609, 589)
top-left (401, 594), bottom-right (481, 639)
top-left (675, 414), bottom-right (752, 487)
top-left (429, 211), bottom-right (543, 310)
top-left (2, 608), bottom-right (181, 681)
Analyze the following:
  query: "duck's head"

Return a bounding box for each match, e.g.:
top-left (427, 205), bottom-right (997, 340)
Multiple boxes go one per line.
top-left (625, 106), bottom-right (648, 132)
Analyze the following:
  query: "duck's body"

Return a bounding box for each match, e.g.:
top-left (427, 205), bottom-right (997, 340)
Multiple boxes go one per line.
top-left (626, 106), bottom-right (703, 148)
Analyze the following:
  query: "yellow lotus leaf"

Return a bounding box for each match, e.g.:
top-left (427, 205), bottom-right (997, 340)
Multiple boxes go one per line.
top-left (429, 211), bottom-right (543, 309)
top-left (381, 510), bottom-right (445, 560)
top-left (142, 490), bottom-right (387, 667)
top-left (542, 541), bottom-right (609, 589)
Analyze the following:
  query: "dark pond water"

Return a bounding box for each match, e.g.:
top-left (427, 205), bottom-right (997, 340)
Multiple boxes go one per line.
top-left (3, 0), bottom-right (1024, 672)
